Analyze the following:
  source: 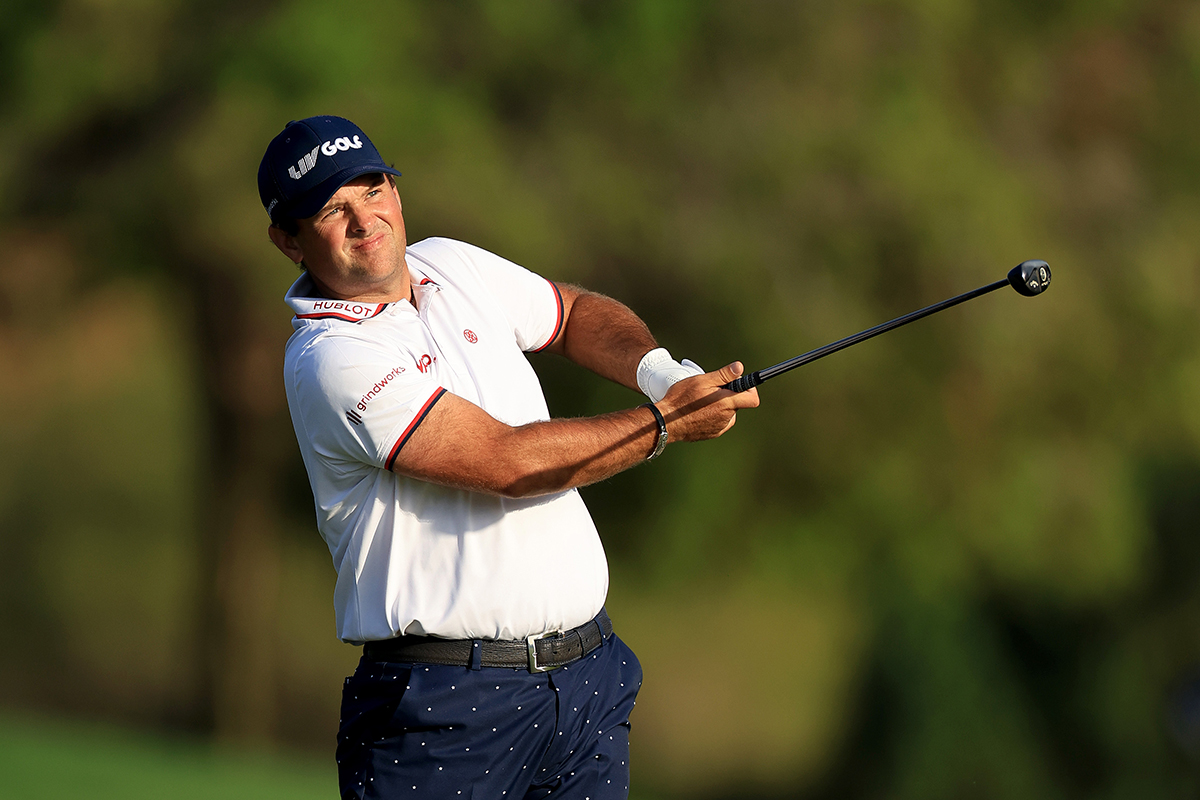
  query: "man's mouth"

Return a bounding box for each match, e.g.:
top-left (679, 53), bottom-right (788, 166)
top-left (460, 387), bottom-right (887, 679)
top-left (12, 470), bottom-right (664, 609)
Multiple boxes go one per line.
top-left (352, 231), bottom-right (387, 252)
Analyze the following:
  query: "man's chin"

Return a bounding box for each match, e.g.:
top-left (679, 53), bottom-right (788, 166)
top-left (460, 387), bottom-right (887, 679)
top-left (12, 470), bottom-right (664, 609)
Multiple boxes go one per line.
top-left (345, 262), bottom-right (405, 293)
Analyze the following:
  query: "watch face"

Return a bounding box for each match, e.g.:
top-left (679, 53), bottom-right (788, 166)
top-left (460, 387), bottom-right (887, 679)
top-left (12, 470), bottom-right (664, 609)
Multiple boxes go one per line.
top-left (644, 403), bottom-right (668, 460)
top-left (649, 430), bottom-right (667, 460)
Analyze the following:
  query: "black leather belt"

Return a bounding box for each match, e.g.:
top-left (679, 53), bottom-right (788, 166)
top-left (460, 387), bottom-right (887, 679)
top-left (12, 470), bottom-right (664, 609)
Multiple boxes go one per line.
top-left (363, 609), bottom-right (613, 673)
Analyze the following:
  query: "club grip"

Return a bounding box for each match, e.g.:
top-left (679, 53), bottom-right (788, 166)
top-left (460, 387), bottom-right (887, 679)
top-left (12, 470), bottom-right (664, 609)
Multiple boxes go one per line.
top-left (723, 371), bottom-right (762, 393)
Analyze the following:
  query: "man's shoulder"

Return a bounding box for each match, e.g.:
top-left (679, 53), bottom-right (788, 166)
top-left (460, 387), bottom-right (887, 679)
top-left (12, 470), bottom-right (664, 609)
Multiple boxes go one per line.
top-left (407, 237), bottom-right (523, 279)
top-left (284, 324), bottom-right (409, 385)
top-left (408, 236), bottom-right (482, 261)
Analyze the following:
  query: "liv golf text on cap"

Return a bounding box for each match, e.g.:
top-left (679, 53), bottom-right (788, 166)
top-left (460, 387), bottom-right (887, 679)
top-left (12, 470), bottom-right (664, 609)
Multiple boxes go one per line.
top-left (258, 116), bottom-right (402, 225)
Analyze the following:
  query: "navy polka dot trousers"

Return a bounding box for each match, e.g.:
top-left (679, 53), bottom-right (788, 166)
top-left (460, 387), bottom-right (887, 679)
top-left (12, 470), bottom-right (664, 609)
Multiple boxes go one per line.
top-left (337, 632), bottom-right (643, 799)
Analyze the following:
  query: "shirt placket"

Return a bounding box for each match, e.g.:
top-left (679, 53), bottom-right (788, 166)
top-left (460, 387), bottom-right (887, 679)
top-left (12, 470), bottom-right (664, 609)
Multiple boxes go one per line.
top-left (415, 285), bottom-right (473, 399)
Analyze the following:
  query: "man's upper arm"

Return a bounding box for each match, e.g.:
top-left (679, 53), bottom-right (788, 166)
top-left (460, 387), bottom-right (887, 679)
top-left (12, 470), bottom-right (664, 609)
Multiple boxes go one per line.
top-left (388, 391), bottom-right (526, 496)
top-left (292, 335), bottom-right (446, 471)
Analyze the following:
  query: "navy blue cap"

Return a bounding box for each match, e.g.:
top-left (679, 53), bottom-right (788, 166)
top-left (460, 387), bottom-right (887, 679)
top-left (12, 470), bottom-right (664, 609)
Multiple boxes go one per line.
top-left (258, 116), bottom-right (402, 225)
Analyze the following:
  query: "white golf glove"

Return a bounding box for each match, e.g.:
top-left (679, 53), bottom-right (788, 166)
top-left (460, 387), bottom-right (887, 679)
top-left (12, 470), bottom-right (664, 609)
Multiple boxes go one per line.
top-left (636, 347), bottom-right (704, 403)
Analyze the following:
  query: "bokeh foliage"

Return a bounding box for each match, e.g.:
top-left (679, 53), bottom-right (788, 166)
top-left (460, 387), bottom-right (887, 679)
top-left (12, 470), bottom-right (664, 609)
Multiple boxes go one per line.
top-left (3, 1), bottom-right (1200, 797)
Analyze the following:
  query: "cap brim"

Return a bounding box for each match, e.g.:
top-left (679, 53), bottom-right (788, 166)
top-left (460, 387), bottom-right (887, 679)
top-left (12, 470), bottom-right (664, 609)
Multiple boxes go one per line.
top-left (283, 164), bottom-right (403, 221)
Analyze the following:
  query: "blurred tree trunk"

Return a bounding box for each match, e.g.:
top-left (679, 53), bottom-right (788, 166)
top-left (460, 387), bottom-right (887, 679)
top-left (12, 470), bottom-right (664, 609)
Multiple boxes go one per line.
top-left (183, 258), bottom-right (290, 743)
top-left (5, 0), bottom-right (298, 744)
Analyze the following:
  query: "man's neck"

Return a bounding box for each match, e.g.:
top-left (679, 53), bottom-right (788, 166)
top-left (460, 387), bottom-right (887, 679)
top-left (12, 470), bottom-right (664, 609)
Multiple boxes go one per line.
top-left (308, 272), bottom-right (414, 307)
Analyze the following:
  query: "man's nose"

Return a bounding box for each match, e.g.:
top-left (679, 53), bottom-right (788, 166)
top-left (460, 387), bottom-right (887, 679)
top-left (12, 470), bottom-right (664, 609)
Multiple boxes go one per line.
top-left (345, 203), bottom-right (372, 233)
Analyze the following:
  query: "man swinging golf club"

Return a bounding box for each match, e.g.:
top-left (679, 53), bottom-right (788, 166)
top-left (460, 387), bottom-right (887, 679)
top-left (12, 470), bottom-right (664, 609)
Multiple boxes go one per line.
top-left (259, 115), bottom-right (759, 800)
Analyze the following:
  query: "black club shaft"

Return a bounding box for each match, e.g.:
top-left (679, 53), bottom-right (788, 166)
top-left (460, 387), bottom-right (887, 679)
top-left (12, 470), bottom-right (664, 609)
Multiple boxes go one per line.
top-left (723, 260), bottom-right (1050, 393)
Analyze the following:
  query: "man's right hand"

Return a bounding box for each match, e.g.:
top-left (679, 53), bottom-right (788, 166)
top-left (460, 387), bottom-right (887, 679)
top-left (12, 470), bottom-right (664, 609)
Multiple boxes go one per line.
top-left (654, 361), bottom-right (760, 443)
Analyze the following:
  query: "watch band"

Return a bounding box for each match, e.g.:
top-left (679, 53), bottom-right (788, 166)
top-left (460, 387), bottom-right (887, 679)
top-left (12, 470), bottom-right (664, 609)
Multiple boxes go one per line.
top-left (640, 402), bottom-right (668, 461)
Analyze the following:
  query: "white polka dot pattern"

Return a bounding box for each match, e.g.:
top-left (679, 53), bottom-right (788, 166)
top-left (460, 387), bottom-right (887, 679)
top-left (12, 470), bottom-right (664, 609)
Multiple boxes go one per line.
top-left (334, 632), bottom-right (642, 799)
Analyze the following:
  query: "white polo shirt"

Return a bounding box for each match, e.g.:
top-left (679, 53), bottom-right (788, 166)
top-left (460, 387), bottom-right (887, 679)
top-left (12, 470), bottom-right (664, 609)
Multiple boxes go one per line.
top-left (283, 237), bottom-right (609, 644)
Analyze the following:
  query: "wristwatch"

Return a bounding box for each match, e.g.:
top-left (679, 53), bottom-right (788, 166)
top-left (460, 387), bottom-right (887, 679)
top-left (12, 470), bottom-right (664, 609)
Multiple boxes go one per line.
top-left (641, 403), bottom-right (668, 461)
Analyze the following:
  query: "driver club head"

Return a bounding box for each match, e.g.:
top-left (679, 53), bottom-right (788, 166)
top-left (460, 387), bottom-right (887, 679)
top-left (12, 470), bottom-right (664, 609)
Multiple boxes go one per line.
top-left (1008, 260), bottom-right (1051, 296)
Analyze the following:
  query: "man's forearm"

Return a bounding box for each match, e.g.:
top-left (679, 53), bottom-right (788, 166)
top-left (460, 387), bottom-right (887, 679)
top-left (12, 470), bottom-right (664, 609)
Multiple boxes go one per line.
top-left (393, 363), bottom-right (760, 499)
top-left (547, 285), bottom-right (657, 392)
top-left (487, 406), bottom-right (663, 497)
top-left (392, 392), bottom-right (663, 498)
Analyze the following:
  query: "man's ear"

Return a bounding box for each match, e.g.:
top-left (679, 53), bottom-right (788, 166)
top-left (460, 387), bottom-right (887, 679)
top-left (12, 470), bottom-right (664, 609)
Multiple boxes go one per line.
top-left (268, 224), bottom-right (304, 264)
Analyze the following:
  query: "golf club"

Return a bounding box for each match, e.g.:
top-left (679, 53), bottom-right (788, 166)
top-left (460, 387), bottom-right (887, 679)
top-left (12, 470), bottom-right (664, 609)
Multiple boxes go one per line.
top-left (723, 259), bottom-right (1051, 393)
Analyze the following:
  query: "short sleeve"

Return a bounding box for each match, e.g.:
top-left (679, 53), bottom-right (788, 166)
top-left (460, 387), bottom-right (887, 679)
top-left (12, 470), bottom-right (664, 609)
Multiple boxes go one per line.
top-left (289, 334), bottom-right (446, 471)
top-left (438, 240), bottom-right (564, 352)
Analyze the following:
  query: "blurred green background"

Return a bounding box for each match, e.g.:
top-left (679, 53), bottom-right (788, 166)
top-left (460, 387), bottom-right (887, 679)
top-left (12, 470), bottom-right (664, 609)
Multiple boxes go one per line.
top-left (3, 0), bottom-right (1200, 797)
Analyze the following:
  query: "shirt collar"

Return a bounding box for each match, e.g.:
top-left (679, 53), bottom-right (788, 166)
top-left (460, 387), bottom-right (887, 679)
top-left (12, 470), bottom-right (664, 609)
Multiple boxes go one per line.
top-left (406, 262), bottom-right (442, 311)
top-left (284, 272), bottom-right (389, 324)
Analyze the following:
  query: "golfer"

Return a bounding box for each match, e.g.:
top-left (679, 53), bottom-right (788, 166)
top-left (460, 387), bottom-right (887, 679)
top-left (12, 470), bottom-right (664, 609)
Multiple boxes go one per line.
top-left (258, 115), bottom-right (758, 799)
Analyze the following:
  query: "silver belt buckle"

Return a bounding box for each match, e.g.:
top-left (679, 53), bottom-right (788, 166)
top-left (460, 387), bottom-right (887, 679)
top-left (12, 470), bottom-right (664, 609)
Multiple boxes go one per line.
top-left (526, 630), bottom-right (563, 673)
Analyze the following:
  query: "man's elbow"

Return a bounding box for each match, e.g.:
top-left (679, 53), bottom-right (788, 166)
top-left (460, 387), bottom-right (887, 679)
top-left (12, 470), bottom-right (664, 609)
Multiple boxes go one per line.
top-left (492, 459), bottom-right (575, 499)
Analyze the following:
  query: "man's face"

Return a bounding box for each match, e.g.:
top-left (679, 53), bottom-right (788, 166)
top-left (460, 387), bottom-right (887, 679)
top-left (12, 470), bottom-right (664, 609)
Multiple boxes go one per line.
top-left (272, 173), bottom-right (409, 301)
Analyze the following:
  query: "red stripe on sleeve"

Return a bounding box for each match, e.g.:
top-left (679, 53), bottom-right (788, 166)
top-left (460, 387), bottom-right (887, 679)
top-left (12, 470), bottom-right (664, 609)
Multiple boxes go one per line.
top-left (384, 388), bottom-right (448, 470)
top-left (530, 281), bottom-right (565, 353)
